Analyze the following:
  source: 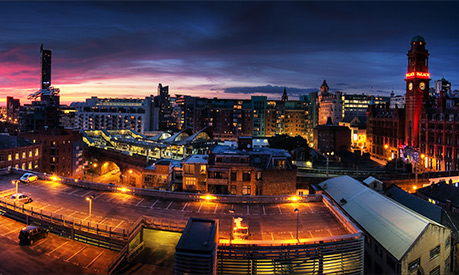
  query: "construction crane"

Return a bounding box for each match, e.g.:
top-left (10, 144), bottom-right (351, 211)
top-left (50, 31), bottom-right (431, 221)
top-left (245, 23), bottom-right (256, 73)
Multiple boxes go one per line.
top-left (27, 86), bottom-right (60, 100)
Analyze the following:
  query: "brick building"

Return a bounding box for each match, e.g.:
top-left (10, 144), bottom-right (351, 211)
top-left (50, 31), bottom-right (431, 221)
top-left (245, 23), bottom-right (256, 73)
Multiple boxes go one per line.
top-left (0, 135), bottom-right (42, 171)
top-left (20, 128), bottom-right (84, 178)
top-left (206, 145), bottom-right (296, 195)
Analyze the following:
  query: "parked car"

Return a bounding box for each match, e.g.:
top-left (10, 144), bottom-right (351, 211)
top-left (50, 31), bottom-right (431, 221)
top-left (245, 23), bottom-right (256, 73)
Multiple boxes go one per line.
top-left (19, 173), bottom-right (38, 183)
top-left (111, 168), bottom-right (120, 175)
top-left (18, 225), bottom-right (48, 245)
top-left (10, 193), bottom-right (32, 204)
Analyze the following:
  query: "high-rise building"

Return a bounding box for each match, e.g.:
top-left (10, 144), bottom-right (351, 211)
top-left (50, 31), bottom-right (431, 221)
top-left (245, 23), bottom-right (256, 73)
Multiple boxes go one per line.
top-left (6, 96), bottom-right (20, 124)
top-left (18, 45), bottom-right (61, 133)
top-left (156, 83), bottom-right (174, 130)
top-left (40, 44), bottom-right (51, 90)
top-left (71, 96), bottom-right (159, 133)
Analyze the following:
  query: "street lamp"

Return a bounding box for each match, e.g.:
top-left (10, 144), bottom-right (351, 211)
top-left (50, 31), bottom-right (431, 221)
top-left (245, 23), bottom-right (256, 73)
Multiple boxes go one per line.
top-left (86, 194), bottom-right (95, 218)
top-left (229, 208), bottom-right (235, 244)
top-left (294, 208), bottom-right (299, 243)
top-left (11, 180), bottom-right (18, 202)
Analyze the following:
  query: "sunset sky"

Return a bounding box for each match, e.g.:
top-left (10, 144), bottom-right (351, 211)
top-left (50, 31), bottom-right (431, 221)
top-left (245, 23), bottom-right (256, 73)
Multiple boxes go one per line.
top-left (1, 1), bottom-right (459, 106)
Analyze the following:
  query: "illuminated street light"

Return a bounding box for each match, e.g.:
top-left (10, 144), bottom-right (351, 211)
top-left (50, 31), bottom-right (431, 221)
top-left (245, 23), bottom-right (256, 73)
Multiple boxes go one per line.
top-left (11, 180), bottom-right (18, 202)
top-left (229, 208), bottom-right (235, 244)
top-left (86, 194), bottom-right (95, 218)
top-left (93, 163), bottom-right (98, 168)
top-left (294, 208), bottom-right (299, 243)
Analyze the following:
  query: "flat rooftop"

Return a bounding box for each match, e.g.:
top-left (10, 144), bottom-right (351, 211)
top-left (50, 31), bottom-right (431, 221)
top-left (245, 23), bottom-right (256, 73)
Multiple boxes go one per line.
top-left (218, 198), bottom-right (357, 245)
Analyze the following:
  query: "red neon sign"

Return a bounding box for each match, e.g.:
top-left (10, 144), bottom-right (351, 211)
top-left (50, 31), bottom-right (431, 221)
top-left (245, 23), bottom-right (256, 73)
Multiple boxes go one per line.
top-left (405, 72), bottom-right (430, 79)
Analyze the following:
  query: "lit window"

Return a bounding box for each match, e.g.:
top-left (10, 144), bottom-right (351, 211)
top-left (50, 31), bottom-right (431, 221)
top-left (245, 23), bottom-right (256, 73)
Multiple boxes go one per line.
top-left (35, 149), bottom-right (39, 156)
top-left (15, 152), bottom-right (19, 160)
top-left (185, 177), bottom-right (196, 185)
top-left (29, 150), bottom-right (32, 157)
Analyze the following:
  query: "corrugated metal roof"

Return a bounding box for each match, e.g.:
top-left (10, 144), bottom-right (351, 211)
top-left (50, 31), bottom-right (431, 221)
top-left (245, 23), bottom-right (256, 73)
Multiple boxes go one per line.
top-left (319, 175), bottom-right (444, 261)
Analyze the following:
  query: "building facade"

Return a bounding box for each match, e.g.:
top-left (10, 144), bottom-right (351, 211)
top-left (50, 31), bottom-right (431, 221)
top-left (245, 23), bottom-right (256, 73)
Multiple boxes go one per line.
top-left (72, 96), bottom-right (159, 133)
top-left (0, 135), bottom-right (42, 171)
top-left (20, 128), bottom-right (84, 178)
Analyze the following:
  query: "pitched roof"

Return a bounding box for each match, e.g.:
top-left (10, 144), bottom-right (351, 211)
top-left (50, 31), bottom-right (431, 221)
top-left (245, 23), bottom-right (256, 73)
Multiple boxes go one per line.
top-left (319, 176), bottom-right (445, 261)
top-left (386, 185), bottom-right (442, 224)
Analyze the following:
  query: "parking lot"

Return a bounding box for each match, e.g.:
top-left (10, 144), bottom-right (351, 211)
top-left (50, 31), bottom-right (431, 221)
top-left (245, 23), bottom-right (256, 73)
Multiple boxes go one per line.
top-left (0, 215), bottom-right (118, 274)
top-left (1, 172), bottom-right (350, 243)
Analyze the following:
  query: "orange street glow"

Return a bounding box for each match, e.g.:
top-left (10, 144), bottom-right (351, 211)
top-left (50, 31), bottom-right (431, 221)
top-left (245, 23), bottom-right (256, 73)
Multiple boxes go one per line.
top-left (201, 195), bottom-right (216, 200)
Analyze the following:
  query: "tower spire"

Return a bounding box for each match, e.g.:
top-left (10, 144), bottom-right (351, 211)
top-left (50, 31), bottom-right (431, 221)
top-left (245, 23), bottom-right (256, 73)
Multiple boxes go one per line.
top-left (282, 87), bottom-right (288, 101)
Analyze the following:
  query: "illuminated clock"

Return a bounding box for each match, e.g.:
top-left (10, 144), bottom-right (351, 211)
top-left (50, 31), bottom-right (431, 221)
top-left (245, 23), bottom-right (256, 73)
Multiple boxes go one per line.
top-left (408, 82), bottom-right (413, 91)
top-left (419, 82), bottom-right (426, 91)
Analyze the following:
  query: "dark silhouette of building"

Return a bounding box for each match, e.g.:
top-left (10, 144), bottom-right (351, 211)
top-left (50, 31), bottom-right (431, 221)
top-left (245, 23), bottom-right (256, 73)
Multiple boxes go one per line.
top-left (6, 96), bottom-right (20, 124)
top-left (40, 44), bottom-right (51, 90)
top-left (18, 45), bottom-right (61, 133)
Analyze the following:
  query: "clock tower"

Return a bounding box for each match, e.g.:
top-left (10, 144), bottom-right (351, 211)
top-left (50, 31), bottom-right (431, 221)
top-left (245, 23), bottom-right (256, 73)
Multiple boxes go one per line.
top-left (405, 35), bottom-right (430, 148)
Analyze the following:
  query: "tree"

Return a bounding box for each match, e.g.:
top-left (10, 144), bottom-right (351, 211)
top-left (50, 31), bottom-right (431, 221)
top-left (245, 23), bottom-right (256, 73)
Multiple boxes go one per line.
top-left (268, 134), bottom-right (311, 160)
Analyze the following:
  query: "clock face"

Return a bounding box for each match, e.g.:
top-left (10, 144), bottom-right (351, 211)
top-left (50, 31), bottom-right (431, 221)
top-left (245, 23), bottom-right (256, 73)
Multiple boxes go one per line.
top-left (419, 82), bottom-right (426, 91)
top-left (408, 82), bottom-right (413, 91)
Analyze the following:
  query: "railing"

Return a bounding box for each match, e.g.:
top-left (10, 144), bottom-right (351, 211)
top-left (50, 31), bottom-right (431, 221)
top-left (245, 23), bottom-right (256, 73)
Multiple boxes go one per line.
top-left (0, 195), bottom-right (127, 241)
top-left (6, 168), bottom-right (323, 204)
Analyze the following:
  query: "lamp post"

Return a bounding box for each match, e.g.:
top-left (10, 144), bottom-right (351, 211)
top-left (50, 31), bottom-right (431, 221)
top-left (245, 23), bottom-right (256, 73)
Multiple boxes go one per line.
top-left (12, 180), bottom-right (18, 202)
top-left (294, 208), bottom-right (299, 243)
top-left (229, 208), bottom-right (235, 245)
top-left (86, 195), bottom-right (95, 218)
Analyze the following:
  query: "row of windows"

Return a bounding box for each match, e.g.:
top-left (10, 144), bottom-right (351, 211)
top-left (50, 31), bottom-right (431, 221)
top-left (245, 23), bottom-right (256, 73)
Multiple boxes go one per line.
top-left (0, 149), bottom-right (39, 162)
top-left (6, 161), bottom-right (39, 170)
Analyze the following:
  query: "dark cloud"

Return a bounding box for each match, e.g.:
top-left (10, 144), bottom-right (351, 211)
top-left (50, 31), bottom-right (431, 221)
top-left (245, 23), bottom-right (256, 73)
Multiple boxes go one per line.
top-left (1, 1), bottom-right (459, 104)
top-left (222, 85), bottom-right (318, 98)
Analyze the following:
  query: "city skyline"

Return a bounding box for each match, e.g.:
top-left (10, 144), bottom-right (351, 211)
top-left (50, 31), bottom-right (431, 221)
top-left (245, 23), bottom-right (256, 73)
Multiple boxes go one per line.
top-left (1, 1), bottom-right (459, 106)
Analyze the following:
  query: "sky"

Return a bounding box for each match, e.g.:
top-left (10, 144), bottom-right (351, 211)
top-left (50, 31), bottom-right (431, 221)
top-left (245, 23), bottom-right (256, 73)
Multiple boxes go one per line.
top-left (1, 1), bottom-right (459, 106)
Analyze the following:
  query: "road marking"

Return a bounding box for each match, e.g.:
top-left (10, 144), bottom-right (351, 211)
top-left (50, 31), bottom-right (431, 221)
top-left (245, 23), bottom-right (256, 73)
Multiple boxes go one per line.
top-left (308, 231), bottom-right (314, 238)
top-left (165, 201), bottom-right (173, 210)
top-left (67, 189), bottom-right (80, 195)
top-left (39, 204), bottom-right (49, 210)
top-left (150, 199), bottom-right (159, 209)
top-left (214, 204), bottom-right (218, 214)
top-left (197, 203), bottom-right (203, 213)
top-left (247, 205), bottom-right (250, 215)
top-left (135, 198), bottom-right (145, 207)
top-left (2, 228), bottom-right (18, 236)
top-left (64, 245), bottom-right (86, 262)
top-left (68, 211), bottom-right (78, 217)
top-left (100, 217), bottom-right (109, 224)
top-left (181, 202), bottom-right (188, 211)
top-left (53, 207), bottom-right (64, 213)
top-left (327, 229), bottom-right (333, 236)
top-left (80, 190), bottom-right (93, 198)
top-left (113, 220), bottom-right (124, 231)
top-left (277, 205), bottom-right (282, 214)
top-left (262, 205), bottom-right (266, 215)
top-left (271, 233), bottom-right (274, 240)
top-left (105, 195), bottom-right (116, 202)
top-left (307, 204), bottom-right (314, 213)
top-left (84, 251), bottom-right (104, 269)
top-left (290, 232), bottom-right (295, 239)
top-left (47, 241), bottom-right (70, 256)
